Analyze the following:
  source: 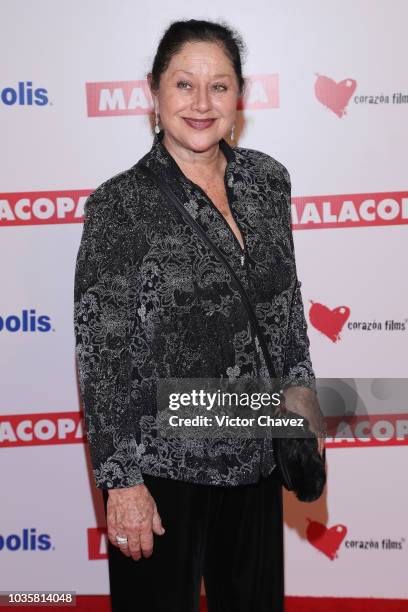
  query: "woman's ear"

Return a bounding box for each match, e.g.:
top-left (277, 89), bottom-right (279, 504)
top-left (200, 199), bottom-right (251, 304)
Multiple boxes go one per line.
top-left (147, 73), bottom-right (159, 113)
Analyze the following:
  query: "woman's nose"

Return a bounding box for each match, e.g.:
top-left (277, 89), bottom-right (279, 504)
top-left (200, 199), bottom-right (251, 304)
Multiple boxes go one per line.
top-left (191, 84), bottom-right (211, 112)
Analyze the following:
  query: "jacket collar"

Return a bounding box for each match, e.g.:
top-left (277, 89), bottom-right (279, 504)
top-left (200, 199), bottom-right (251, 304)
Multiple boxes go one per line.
top-left (138, 129), bottom-right (237, 187)
top-left (136, 129), bottom-right (247, 268)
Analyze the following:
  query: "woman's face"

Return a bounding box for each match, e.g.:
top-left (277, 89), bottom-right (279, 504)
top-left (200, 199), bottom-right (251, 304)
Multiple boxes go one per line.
top-left (152, 41), bottom-right (240, 154)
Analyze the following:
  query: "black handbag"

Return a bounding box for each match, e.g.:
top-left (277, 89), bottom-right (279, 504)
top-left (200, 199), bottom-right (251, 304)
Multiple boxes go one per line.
top-left (137, 162), bottom-right (326, 502)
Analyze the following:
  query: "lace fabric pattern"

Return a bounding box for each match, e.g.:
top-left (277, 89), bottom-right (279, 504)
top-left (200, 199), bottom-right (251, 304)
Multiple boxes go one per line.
top-left (73, 131), bottom-right (317, 489)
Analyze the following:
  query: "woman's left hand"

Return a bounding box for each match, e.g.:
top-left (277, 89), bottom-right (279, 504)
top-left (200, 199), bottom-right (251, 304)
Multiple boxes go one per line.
top-left (282, 385), bottom-right (327, 459)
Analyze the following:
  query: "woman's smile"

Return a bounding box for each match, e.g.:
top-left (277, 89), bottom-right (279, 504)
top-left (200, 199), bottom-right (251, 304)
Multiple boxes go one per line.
top-left (182, 117), bottom-right (217, 130)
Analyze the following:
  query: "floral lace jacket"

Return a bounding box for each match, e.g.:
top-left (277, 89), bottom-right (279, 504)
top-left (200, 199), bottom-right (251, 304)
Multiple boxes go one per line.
top-left (73, 130), bottom-right (317, 489)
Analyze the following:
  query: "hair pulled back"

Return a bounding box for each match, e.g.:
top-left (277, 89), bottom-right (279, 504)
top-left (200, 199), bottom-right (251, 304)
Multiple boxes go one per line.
top-left (150, 19), bottom-right (246, 96)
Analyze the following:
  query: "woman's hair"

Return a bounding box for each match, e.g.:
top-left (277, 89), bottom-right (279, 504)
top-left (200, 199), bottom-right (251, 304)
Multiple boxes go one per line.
top-left (150, 19), bottom-right (247, 96)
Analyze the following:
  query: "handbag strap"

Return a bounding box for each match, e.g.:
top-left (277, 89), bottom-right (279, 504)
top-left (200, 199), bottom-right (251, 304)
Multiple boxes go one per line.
top-left (137, 162), bottom-right (292, 387)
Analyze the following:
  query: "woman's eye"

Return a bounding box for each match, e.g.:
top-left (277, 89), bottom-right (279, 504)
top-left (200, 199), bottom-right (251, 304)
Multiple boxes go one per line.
top-left (176, 80), bottom-right (191, 89)
top-left (176, 81), bottom-right (227, 91)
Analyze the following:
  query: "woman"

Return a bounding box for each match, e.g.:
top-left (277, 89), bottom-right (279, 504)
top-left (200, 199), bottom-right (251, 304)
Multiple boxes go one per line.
top-left (74, 18), bottom-right (325, 612)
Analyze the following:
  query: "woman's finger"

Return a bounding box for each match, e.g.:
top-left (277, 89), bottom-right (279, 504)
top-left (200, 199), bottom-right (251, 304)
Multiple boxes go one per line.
top-left (127, 532), bottom-right (143, 560)
top-left (117, 538), bottom-right (132, 557)
top-left (318, 436), bottom-right (326, 458)
top-left (139, 528), bottom-right (154, 558)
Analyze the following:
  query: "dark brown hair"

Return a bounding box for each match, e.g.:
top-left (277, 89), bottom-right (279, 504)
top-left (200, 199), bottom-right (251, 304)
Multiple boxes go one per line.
top-left (149, 19), bottom-right (246, 96)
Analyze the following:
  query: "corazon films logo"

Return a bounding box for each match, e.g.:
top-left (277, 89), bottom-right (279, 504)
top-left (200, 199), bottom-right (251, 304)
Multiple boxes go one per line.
top-left (306, 520), bottom-right (348, 560)
top-left (306, 520), bottom-right (406, 560)
top-left (307, 298), bottom-right (408, 343)
top-left (85, 74), bottom-right (279, 117)
top-left (314, 74), bottom-right (356, 117)
top-left (309, 302), bottom-right (350, 343)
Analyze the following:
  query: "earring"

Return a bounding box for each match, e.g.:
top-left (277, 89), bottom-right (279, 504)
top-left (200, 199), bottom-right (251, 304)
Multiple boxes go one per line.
top-left (154, 110), bottom-right (160, 134)
top-left (230, 123), bottom-right (235, 141)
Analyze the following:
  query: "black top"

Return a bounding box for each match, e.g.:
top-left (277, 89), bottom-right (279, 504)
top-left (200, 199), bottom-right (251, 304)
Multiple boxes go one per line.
top-left (73, 131), bottom-right (317, 489)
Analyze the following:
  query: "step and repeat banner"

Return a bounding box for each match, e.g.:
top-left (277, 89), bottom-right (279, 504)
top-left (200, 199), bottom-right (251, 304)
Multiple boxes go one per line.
top-left (1, 0), bottom-right (407, 603)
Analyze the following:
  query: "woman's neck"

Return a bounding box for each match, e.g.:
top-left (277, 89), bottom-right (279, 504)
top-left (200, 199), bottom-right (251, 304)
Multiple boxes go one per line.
top-left (162, 132), bottom-right (227, 182)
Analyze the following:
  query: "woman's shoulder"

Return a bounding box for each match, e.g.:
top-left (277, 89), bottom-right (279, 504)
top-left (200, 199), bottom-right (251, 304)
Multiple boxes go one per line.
top-left (87, 165), bottom-right (140, 205)
top-left (83, 165), bottom-right (143, 223)
top-left (234, 145), bottom-right (291, 186)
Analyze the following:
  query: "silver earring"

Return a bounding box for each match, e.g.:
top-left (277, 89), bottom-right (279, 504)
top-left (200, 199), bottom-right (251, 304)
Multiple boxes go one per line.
top-left (230, 123), bottom-right (235, 141)
top-left (154, 111), bottom-right (160, 134)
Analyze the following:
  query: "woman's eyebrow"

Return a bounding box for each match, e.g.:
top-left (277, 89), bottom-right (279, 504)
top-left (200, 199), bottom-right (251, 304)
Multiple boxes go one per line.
top-left (172, 69), bottom-right (194, 76)
top-left (171, 69), bottom-right (232, 78)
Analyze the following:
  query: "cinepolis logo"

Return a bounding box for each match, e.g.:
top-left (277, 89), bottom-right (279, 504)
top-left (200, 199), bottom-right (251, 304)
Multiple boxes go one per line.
top-left (0, 309), bottom-right (52, 333)
top-left (0, 81), bottom-right (49, 106)
top-left (0, 528), bottom-right (53, 552)
top-left (86, 74), bottom-right (279, 117)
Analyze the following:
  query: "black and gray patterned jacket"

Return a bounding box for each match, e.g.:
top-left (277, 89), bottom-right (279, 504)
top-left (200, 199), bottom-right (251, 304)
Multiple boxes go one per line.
top-left (73, 130), bottom-right (317, 490)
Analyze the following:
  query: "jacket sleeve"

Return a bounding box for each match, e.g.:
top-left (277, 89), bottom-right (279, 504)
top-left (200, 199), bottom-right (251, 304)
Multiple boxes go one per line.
top-left (281, 276), bottom-right (316, 392)
top-left (73, 184), bottom-right (144, 489)
top-left (278, 164), bottom-right (326, 437)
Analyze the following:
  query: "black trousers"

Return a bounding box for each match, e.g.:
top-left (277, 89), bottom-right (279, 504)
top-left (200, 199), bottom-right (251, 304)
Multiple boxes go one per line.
top-left (102, 470), bottom-right (284, 612)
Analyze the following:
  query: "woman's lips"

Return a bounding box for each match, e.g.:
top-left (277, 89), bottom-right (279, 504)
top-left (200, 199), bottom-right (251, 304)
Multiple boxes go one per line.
top-left (183, 118), bottom-right (216, 130)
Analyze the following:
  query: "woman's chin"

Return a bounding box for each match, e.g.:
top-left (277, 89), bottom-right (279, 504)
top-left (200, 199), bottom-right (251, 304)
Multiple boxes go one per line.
top-left (178, 131), bottom-right (224, 152)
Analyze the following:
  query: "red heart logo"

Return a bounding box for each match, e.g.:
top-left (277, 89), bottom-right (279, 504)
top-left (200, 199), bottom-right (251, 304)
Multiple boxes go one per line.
top-left (315, 74), bottom-right (357, 118)
top-left (309, 301), bottom-right (350, 343)
top-left (306, 519), bottom-right (347, 560)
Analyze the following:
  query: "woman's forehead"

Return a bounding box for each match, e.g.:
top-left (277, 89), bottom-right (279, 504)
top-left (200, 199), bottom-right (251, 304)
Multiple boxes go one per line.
top-left (165, 41), bottom-right (234, 75)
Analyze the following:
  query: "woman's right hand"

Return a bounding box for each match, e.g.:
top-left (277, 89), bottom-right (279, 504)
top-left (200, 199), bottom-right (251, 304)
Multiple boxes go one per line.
top-left (106, 483), bottom-right (166, 561)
